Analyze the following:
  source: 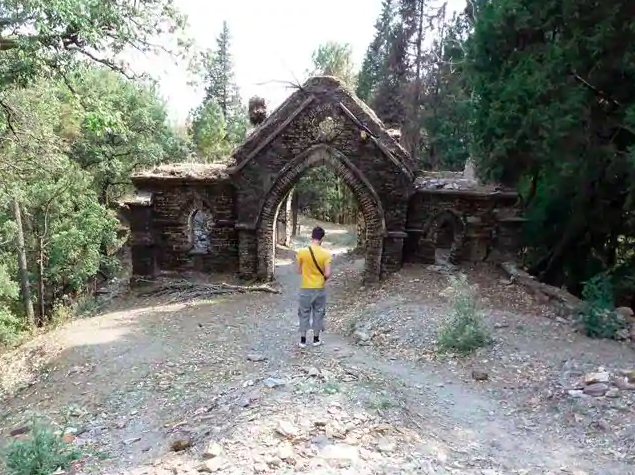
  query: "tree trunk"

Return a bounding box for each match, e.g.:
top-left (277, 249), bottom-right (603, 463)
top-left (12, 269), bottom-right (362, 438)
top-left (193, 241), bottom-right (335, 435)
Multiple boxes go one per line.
top-left (291, 187), bottom-right (298, 237)
top-left (13, 199), bottom-right (35, 327)
top-left (37, 236), bottom-right (45, 327)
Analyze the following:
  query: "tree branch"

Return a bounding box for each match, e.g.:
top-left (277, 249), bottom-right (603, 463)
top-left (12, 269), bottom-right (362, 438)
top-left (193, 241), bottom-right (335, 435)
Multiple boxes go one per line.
top-left (64, 45), bottom-right (135, 80)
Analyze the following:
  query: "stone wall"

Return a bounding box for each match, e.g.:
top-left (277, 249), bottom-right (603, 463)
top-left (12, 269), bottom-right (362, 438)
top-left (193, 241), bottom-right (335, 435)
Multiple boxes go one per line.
top-left (229, 77), bottom-right (414, 282)
top-left (126, 203), bottom-right (156, 277)
top-left (403, 188), bottom-right (523, 265)
top-left (124, 77), bottom-right (524, 281)
top-left (125, 177), bottom-right (524, 278)
top-left (127, 175), bottom-right (238, 276)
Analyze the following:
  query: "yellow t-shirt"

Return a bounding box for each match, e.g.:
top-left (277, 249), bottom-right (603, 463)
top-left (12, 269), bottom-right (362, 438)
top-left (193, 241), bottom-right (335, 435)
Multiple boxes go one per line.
top-left (297, 245), bottom-right (331, 289)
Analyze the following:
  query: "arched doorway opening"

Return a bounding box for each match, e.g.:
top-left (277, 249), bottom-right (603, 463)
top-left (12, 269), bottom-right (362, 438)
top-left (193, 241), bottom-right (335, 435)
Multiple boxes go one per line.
top-left (256, 145), bottom-right (386, 282)
top-left (424, 210), bottom-right (465, 264)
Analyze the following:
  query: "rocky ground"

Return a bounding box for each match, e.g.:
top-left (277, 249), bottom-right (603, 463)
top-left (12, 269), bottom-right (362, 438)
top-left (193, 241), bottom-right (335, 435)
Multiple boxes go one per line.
top-left (0, 219), bottom-right (634, 475)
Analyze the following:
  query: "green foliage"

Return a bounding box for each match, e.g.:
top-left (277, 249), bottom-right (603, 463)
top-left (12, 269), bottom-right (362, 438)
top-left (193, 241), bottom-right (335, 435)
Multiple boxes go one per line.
top-left (357, 0), bottom-right (395, 102)
top-left (188, 21), bottom-right (248, 160)
top-left (419, 13), bottom-right (472, 170)
top-left (576, 274), bottom-right (624, 339)
top-left (437, 274), bottom-right (492, 354)
top-left (188, 100), bottom-right (231, 162)
top-left (0, 306), bottom-right (23, 348)
top-left (295, 166), bottom-right (358, 225)
top-left (462, 0), bottom-right (635, 299)
top-left (1, 421), bottom-right (83, 475)
top-left (0, 0), bottom-right (188, 340)
top-left (65, 67), bottom-right (191, 204)
top-left (0, 0), bottom-right (187, 91)
top-left (309, 42), bottom-right (357, 88)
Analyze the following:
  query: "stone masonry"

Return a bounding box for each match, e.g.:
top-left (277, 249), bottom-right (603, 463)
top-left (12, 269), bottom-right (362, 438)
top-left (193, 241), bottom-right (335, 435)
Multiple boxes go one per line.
top-left (123, 76), bottom-right (523, 282)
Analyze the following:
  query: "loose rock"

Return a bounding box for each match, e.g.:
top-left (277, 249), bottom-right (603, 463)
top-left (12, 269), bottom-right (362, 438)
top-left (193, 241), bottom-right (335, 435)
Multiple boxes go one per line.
top-left (584, 372), bottom-right (610, 385)
top-left (320, 443), bottom-right (359, 461)
top-left (353, 330), bottom-right (371, 345)
top-left (247, 353), bottom-right (267, 362)
top-left (472, 370), bottom-right (489, 381)
top-left (583, 383), bottom-right (609, 397)
top-left (615, 306), bottom-right (634, 322)
top-left (203, 441), bottom-right (223, 459)
top-left (276, 421), bottom-right (299, 439)
top-left (265, 456), bottom-right (282, 467)
top-left (377, 439), bottom-right (396, 453)
top-left (263, 377), bottom-right (286, 388)
top-left (277, 442), bottom-right (295, 460)
top-left (253, 463), bottom-right (268, 473)
top-left (9, 426), bottom-right (30, 437)
top-left (623, 369), bottom-right (635, 383)
top-left (306, 366), bottom-right (320, 377)
top-left (567, 389), bottom-right (588, 398)
top-left (613, 377), bottom-right (635, 391)
top-left (196, 458), bottom-right (225, 473)
top-left (170, 438), bottom-right (193, 452)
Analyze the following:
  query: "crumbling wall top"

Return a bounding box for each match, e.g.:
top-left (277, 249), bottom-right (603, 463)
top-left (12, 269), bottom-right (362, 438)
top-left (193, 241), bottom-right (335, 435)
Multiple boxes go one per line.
top-left (131, 163), bottom-right (231, 186)
top-left (415, 158), bottom-right (515, 196)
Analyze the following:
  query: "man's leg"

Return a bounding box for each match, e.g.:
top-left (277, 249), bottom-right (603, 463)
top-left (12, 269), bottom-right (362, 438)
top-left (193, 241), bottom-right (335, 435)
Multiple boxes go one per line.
top-left (311, 289), bottom-right (327, 346)
top-left (298, 289), bottom-right (312, 347)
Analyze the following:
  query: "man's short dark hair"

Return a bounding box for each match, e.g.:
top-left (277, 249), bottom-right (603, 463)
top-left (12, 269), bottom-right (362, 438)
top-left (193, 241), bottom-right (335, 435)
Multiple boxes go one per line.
top-left (312, 226), bottom-right (325, 241)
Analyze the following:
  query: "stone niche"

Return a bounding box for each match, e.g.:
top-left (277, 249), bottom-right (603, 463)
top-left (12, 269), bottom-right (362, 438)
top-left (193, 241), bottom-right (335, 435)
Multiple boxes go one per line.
top-left (123, 163), bottom-right (239, 276)
top-left (402, 170), bottom-right (524, 265)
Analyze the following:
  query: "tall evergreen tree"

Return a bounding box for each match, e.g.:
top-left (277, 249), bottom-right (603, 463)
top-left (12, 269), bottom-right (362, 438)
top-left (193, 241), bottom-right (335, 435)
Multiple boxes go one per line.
top-left (309, 42), bottom-right (357, 88)
top-left (356, 0), bottom-right (395, 102)
top-left (371, 24), bottom-right (409, 128)
top-left (189, 21), bottom-right (248, 160)
top-left (203, 21), bottom-right (241, 119)
top-left (466, 0), bottom-right (635, 295)
top-left (419, 11), bottom-right (471, 170)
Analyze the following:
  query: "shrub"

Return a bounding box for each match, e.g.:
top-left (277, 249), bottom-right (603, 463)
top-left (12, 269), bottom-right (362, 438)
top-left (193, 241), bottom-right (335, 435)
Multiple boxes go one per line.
top-left (0, 307), bottom-right (23, 349)
top-left (576, 273), bottom-right (624, 339)
top-left (437, 274), bottom-right (492, 354)
top-left (1, 420), bottom-right (83, 475)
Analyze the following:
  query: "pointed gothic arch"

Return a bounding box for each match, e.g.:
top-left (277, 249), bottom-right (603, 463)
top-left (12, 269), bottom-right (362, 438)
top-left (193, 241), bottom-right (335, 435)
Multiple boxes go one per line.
top-left (255, 144), bottom-right (386, 282)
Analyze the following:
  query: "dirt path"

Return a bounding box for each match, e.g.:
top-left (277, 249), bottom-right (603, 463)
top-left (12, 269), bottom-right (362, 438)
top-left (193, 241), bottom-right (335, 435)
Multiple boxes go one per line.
top-left (0, 220), bottom-right (633, 474)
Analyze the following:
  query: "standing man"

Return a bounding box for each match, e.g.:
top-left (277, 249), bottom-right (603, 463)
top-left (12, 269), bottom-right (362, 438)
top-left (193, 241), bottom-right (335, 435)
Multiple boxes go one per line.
top-left (296, 226), bottom-right (331, 348)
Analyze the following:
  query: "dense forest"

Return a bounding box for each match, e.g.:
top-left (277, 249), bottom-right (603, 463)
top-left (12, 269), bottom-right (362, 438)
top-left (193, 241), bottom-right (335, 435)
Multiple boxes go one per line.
top-left (0, 0), bottom-right (633, 347)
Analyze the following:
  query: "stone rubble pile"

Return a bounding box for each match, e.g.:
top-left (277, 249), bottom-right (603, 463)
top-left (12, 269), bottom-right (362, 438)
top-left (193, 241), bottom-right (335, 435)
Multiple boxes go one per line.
top-left (567, 367), bottom-right (635, 399)
top-left (415, 177), bottom-right (475, 191)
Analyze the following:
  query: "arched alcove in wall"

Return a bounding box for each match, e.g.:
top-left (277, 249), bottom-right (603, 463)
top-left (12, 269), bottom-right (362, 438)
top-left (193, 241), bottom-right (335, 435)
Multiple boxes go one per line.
top-left (423, 210), bottom-right (466, 264)
top-left (188, 209), bottom-right (211, 254)
top-left (255, 144), bottom-right (386, 282)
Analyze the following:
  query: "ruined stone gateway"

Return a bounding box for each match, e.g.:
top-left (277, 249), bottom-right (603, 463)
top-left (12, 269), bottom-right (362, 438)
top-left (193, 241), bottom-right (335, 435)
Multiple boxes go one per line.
top-left (124, 77), bottom-right (523, 282)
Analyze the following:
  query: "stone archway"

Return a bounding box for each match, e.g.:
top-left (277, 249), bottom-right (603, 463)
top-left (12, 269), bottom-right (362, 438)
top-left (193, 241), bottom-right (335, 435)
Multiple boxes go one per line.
top-left (256, 144), bottom-right (386, 282)
top-left (423, 210), bottom-right (466, 264)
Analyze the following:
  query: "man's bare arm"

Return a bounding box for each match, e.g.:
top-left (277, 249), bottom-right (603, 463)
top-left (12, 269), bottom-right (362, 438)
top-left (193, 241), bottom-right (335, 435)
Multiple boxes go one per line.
top-left (324, 261), bottom-right (332, 280)
top-left (296, 255), bottom-right (302, 275)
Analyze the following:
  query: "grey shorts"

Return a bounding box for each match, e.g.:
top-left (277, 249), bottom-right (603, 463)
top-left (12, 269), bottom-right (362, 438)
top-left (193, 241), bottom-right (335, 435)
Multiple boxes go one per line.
top-left (298, 288), bottom-right (327, 333)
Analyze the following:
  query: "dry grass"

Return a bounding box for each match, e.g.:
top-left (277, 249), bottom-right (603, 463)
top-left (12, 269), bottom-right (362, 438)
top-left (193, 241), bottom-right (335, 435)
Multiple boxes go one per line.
top-left (132, 162), bottom-right (231, 180)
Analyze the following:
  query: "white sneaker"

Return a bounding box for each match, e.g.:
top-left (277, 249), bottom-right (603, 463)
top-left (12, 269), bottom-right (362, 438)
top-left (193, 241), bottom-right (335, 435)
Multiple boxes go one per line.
top-left (312, 340), bottom-right (323, 347)
top-left (299, 341), bottom-right (307, 349)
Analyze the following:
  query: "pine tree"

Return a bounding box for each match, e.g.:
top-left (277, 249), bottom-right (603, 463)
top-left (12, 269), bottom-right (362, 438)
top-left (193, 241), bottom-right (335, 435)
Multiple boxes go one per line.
top-left (356, 0), bottom-right (395, 102)
top-left (371, 24), bottom-right (409, 128)
top-left (189, 21), bottom-right (247, 158)
top-left (309, 42), bottom-right (357, 88)
top-left (203, 21), bottom-right (241, 119)
top-left (466, 0), bottom-right (635, 293)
